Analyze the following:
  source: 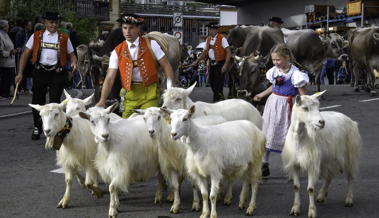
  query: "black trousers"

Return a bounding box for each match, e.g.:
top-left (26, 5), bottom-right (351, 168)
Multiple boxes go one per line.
top-left (209, 60), bottom-right (225, 103)
top-left (32, 67), bottom-right (65, 130)
top-left (0, 67), bottom-right (13, 97)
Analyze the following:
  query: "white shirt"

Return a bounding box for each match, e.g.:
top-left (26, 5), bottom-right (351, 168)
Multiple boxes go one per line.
top-left (266, 65), bottom-right (309, 88)
top-left (109, 37), bottom-right (165, 83)
top-left (203, 33), bottom-right (229, 61)
top-left (25, 30), bottom-right (74, 66)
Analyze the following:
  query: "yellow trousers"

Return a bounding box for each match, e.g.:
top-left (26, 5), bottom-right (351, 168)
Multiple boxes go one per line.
top-left (120, 82), bottom-right (159, 118)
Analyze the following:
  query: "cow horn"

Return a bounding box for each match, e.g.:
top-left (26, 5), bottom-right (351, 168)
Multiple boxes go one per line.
top-left (234, 55), bottom-right (242, 61)
top-left (373, 33), bottom-right (379, 41)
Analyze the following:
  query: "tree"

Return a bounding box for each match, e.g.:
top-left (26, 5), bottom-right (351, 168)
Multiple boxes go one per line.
top-left (2, 0), bottom-right (98, 45)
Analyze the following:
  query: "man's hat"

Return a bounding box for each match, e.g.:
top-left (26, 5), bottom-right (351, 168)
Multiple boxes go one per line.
top-left (207, 22), bottom-right (220, 29)
top-left (269, 17), bottom-right (284, 23)
top-left (117, 14), bottom-right (144, 24)
top-left (42, 12), bottom-right (63, 20)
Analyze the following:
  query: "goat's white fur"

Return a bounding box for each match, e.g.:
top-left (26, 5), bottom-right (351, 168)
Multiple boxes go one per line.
top-left (63, 89), bottom-right (122, 121)
top-left (29, 102), bottom-right (103, 209)
top-left (166, 106), bottom-right (266, 217)
top-left (162, 77), bottom-right (263, 129)
top-left (79, 104), bottom-right (165, 218)
top-left (134, 107), bottom-right (227, 213)
top-left (282, 91), bottom-right (362, 218)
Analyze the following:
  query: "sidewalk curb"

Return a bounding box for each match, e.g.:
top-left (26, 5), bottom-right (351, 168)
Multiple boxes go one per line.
top-left (0, 89), bottom-right (81, 119)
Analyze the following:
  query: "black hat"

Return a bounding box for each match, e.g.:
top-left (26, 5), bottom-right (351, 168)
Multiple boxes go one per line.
top-left (117, 14), bottom-right (144, 24)
top-left (207, 22), bottom-right (220, 29)
top-left (42, 12), bottom-right (63, 20)
top-left (269, 17), bottom-right (284, 23)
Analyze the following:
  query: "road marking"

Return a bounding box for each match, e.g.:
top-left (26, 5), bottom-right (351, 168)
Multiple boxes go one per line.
top-left (0, 111), bottom-right (31, 119)
top-left (320, 105), bottom-right (342, 110)
top-left (359, 98), bottom-right (379, 102)
top-left (51, 168), bottom-right (64, 174)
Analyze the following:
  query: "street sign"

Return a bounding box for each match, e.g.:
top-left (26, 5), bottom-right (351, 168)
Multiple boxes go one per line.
top-left (174, 30), bottom-right (183, 44)
top-left (173, 12), bottom-right (183, 27)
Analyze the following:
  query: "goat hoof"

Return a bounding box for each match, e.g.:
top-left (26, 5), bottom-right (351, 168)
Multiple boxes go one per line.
top-left (370, 92), bottom-right (377, 97)
top-left (316, 199), bottom-right (324, 203)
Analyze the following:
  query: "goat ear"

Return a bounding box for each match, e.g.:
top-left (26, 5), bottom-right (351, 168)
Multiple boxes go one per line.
top-left (29, 103), bottom-right (43, 111)
top-left (79, 112), bottom-right (90, 120)
top-left (312, 90), bottom-right (326, 99)
top-left (186, 82), bottom-right (196, 96)
top-left (159, 109), bottom-right (170, 118)
top-left (188, 105), bottom-right (196, 116)
top-left (83, 93), bottom-right (94, 106)
top-left (295, 95), bottom-right (302, 106)
top-left (106, 102), bottom-right (118, 114)
top-left (167, 77), bottom-right (173, 89)
top-left (160, 107), bottom-right (173, 115)
top-left (132, 109), bottom-right (145, 115)
top-left (59, 100), bottom-right (67, 109)
top-left (64, 89), bottom-right (71, 98)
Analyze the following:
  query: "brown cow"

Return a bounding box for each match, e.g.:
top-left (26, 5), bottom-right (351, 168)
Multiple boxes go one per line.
top-left (346, 27), bottom-right (378, 96)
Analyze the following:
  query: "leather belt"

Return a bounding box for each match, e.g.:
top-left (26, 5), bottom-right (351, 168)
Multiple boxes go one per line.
top-left (209, 45), bottom-right (214, 49)
top-left (35, 64), bottom-right (62, 72)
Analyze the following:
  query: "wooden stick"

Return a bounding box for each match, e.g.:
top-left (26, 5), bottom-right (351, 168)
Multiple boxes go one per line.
top-left (10, 83), bottom-right (19, 105)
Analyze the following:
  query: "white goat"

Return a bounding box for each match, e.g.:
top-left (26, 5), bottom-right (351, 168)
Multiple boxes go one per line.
top-left (63, 89), bottom-right (122, 120)
top-left (133, 107), bottom-right (227, 214)
top-left (29, 102), bottom-right (103, 209)
top-left (162, 77), bottom-right (263, 129)
top-left (164, 106), bottom-right (266, 217)
top-left (282, 91), bottom-right (362, 218)
top-left (79, 103), bottom-right (165, 218)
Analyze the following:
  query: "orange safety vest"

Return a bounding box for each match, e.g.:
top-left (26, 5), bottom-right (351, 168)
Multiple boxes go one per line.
top-left (32, 30), bottom-right (68, 66)
top-left (206, 34), bottom-right (227, 62)
top-left (115, 36), bottom-right (159, 91)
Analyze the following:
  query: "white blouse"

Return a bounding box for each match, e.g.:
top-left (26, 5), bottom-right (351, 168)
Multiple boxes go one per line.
top-left (266, 64), bottom-right (309, 88)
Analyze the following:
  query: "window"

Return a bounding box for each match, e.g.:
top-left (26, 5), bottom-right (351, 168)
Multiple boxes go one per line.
top-left (199, 24), bottom-right (208, 37)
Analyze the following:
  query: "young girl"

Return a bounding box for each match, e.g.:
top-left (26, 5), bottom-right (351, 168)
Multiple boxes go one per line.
top-left (253, 44), bottom-right (309, 177)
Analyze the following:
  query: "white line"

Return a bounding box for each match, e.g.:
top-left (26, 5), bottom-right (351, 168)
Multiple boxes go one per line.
top-left (50, 168), bottom-right (65, 174)
top-left (0, 111), bottom-right (31, 119)
top-left (319, 105), bottom-right (342, 110)
top-left (359, 98), bottom-right (379, 102)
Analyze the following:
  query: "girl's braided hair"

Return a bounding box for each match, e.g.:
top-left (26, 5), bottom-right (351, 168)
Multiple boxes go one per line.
top-left (270, 43), bottom-right (294, 64)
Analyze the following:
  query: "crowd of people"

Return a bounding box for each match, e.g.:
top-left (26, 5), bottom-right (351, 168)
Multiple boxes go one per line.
top-left (0, 14), bottom-right (83, 102)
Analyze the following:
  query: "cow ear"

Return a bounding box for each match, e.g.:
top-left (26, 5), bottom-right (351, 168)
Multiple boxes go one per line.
top-left (295, 95), bottom-right (302, 106)
top-left (319, 35), bottom-right (329, 45)
top-left (343, 40), bottom-right (349, 48)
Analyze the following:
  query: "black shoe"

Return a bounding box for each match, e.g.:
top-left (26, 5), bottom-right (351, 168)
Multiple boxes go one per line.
top-left (262, 163), bottom-right (270, 177)
top-left (31, 127), bottom-right (41, 140)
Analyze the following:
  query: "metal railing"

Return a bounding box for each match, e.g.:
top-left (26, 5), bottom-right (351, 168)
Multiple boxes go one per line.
top-left (60, 0), bottom-right (110, 21)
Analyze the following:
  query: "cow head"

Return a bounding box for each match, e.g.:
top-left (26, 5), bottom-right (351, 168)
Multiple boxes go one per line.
top-left (234, 53), bottom-right (269, 97)
top-left (320, 33), bottom-right (349, 61)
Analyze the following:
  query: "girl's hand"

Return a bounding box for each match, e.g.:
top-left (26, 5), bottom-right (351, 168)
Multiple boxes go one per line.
top-left (253, 94), bottom-right (263, 101)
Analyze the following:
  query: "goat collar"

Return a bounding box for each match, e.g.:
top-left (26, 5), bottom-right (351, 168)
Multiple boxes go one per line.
top-left (56, 116), bottom-right (73, 140)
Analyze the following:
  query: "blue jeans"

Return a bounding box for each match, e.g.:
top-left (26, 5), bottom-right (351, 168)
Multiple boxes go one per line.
top-left (26, 77), bottom-right (33, 92)
top-left (199, 74), bottom-right (206, 87)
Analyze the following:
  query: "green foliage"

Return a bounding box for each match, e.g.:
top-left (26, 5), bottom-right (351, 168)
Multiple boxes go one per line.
top-left (1, 0), bottom-right (98, 45)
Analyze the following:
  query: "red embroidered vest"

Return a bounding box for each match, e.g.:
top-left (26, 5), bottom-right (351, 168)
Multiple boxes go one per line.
top-left (206, 34), bottom-right (227, 62)
top-left (115, 37), bottom-right (159, 91)
top-left (32, 30), bottom-right (68, 66)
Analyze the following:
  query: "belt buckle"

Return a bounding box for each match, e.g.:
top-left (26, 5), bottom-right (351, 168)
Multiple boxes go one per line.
top-left (211, 61), bottom-right (217, 66)
top-left (132, 61), bottom-right (138, 68)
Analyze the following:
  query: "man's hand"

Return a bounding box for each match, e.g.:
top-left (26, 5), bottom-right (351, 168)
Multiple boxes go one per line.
top-left (70, 62), bottom-right (77, 72)
top-left (95, 101), bottom-right (105, 108)
top-left (221, 65), bottom-right (227, 74)
top-left (15, 73), bottom-right (23, 85)
top-left (192, 60), bottom-right (198, 66)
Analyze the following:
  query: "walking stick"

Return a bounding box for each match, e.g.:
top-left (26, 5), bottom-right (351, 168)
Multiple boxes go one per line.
top-left (10, 83), bottom-right (20, 105)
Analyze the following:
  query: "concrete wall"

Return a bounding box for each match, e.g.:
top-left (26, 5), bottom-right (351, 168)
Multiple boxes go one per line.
top-left (237, 0), bottom-right (350, 28)
top-left (220, 10), bottom-right (237, 25)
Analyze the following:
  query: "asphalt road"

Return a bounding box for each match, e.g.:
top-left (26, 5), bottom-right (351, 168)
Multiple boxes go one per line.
top-left (0, 84), bottom-right (378, 218)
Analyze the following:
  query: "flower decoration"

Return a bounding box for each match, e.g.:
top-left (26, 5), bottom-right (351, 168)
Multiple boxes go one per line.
top-left (252, 50), bottom-right (263, 60)
top-left (122, 16), bottom-right (144, 24)
top-left (58, 14), bottom-right (63, 19)
top-left (274, 75), bottom-right (285, 87)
